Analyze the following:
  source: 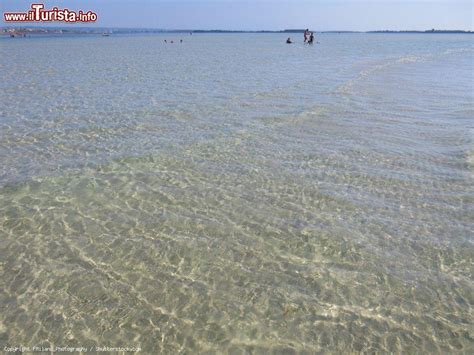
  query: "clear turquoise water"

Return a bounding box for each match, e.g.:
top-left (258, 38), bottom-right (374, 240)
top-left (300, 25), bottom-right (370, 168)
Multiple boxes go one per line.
top-left (0, 33), bottom-right (473, 353)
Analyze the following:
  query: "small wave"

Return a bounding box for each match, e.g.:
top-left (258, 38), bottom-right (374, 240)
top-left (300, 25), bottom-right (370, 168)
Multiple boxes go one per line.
top-left (396, 55), bottom-right (423, 64)
top-left (337, 55), bottom-right (427, 95)
top-left (443, 47), bottom-right (474, 56)
top-left (338, 47), bottom-right (473, 96)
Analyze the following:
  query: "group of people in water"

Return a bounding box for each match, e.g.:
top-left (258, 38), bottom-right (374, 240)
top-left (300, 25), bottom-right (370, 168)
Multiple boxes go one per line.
top-left (164, 32), bottom-right (192, 44)
top-left (286, 29), bottom-right (315, 44)
top-left (164, 39), bottom-right (183, 44)
top-left (163, 31), bottom-right (313, 45)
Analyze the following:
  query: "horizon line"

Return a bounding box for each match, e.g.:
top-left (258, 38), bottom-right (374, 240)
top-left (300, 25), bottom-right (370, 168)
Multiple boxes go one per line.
top-left (2, 25), bottom-right (473, 33)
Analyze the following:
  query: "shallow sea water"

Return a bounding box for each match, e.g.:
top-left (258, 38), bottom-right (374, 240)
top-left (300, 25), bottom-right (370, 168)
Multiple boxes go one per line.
top-left (0, 33), bottom-right (473, 353)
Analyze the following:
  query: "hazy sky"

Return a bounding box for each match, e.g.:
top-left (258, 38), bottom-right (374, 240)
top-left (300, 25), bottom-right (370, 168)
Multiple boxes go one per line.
top-left (2, 0), bottom-right (473, 30)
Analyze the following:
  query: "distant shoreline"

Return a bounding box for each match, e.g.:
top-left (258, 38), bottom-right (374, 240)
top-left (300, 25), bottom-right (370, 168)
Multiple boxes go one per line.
top-left (1, 27), bottom-right (473, 36)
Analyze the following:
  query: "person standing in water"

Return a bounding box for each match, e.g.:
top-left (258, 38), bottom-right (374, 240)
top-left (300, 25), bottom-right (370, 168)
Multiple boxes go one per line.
top-left (304, 29), bottom-right (310, 43)
top-left (286, 37), bottom-right (293, 44)
top-left (308, 32), bottom-right (314, 44)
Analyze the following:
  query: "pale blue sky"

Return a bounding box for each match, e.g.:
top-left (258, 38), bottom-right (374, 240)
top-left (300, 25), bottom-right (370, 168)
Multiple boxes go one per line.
top-left (2, 0), bottom-right (473, 30)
